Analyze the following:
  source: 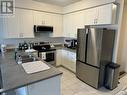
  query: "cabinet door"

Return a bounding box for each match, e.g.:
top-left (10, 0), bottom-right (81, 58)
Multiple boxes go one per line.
top-left (69, 52), bottom-right (76, 72)
top-left (63, 14), bottom-right (70, 37)
top-left (63, 11), bottom-right (85, 38)
top-left (56, 50), bottom-right (62, 66)
top-left (70, 11), bottom-right (85, 38)
top-left (15, 87), bottom-right (28, 95)
top-left (84, 8), bottom-right (98, 25)
top-left (0, 18), bottom-right (3, 39)
top-left (33, 11), bottom-right (42, 25)
top-left (27, 76), bottom-right (61, 95)
top-left (33, 11), bottom-right (52, 26)
top-left (97, 4), bottom-right (113, 25)
top-left (61, 50), bottom-right (76, 72)
top-left (4, 8), bottom-right (34, 38)
top-left (51, 14), bottom-right (63, 37)
top-left (19, 9), bottom-right (34, 38)
top-left (4, 9), bottom-right (20, 38)
top-left (61, 50), bottom-right (69, 67)
top-left (42, 12), bottom-right (52, 26)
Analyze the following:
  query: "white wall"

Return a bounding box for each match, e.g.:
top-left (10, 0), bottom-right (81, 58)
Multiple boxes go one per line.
top-left (63, 0), bottom-right (116, 14)
top-left (124, 17), bottom-right (127, 72)
top-left (117, 0), bottom-right (127, 72)
top-left (15, 0), bottom-right (63, 14)
top-left (121, 4), bottom-right (127, 72)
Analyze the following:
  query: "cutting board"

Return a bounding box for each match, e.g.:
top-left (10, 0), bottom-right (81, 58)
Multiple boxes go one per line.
top-left (22, 61), bottom-right (50, 74)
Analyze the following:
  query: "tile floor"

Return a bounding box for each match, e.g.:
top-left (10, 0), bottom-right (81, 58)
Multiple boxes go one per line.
top-left (58, 67), bottom-right (127, 95)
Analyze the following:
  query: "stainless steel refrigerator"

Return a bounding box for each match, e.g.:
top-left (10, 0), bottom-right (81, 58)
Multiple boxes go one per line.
top-left (76, 26), bottom-right (116, 89)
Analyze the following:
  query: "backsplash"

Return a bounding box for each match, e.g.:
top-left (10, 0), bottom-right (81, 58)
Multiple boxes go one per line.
top-left (0, 37), bottom-right (65, 49)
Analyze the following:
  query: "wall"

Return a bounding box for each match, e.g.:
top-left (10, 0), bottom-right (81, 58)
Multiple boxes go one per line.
top-left (117, 0), bottom-right (127, 72)
top-left (63, 0), bottom-right (116, 14)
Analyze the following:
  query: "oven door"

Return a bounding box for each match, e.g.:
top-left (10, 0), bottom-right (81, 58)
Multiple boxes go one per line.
top-left (45, 51), bottom-right (55, 62)
top-left (39, 51), bottom-right (56, 66)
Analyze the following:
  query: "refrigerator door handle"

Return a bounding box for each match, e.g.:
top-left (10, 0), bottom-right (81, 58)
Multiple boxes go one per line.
top-left (77, 29), bottom-right (87, 62)
top-left (85, 29), bottom-right (89, 63)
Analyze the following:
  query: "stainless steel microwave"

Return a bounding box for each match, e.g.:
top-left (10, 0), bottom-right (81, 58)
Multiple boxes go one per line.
top-left (34, 25), bottom-right (53, 32)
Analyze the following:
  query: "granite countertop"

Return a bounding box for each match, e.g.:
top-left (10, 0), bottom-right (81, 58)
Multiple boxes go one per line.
top-left (53, 45), bottom-right (76, 53)
top-left (0, 51), bottom-right (62, 94)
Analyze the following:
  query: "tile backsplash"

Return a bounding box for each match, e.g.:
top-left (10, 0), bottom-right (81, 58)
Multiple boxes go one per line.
top-left (0, 37), bottom-right (65, 48)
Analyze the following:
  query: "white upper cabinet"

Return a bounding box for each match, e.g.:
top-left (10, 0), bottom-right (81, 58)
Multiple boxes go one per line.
top-left (97, 4), bottom-right (117, 25)
top-left (19, 9), bottom-right (34, 38)
top-left (63, 14), bottom-right (70, 37)
top-left (85, 3), bottom-right (117, 25)
top-left (3, 8), bottom-right (34, 38)
top-left (84, 7), bottom-right (98, 25)
top-left (33, 11), bottom-right (63, 37)
top-left (63, 11), bottom-right (85, 38)
top-left (33, 11), bottom-right (52, 26)
top-left (51, 14), bottom-right (63, 37)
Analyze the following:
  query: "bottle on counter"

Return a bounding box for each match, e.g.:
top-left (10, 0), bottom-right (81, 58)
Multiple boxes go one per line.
top-left (1, 44), bottom-right (7, 53)
top-left (18, 43), bottom-right (22, 50)
top-left (17, 55), bottom-right (22, 64)
top-left (23, 41), bottom-right (28, 50)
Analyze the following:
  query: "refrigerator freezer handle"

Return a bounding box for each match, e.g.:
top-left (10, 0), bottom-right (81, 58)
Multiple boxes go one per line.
top-left (85, 29), bottom-right (89, 63)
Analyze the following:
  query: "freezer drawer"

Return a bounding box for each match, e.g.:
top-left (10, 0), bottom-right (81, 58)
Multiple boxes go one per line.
top-left (76, 61), bottom-right (100, 88)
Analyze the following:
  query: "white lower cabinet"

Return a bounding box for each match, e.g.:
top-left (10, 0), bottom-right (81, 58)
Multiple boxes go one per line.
top-left (15, 76), bottom-right (61, 95)
top-left (68, 52), bottom-right (76, 72)
top-left (56, 49), bottom-right (76, 73)
top-left (62, 50), bottom-right (76, 72)
top-left (56, 50), bottom-right (63, 66)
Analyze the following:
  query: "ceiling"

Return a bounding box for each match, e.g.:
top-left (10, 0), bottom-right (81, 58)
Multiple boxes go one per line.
top-left (33, 0), bottom-right (82, 6)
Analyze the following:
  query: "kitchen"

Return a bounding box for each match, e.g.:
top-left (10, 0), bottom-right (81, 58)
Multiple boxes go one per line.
top-left (0, 0), bottom-right (127, 95)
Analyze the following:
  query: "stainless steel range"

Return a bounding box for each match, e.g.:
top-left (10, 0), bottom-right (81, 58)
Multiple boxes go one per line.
top-left (33, 44), bottom-right (56, 66)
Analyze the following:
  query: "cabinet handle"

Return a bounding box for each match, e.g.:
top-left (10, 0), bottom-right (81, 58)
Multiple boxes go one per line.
top-left (95, 19), bottom-right (98, 24)
top-left (19, 33), bottom-right (23, 38)
top-left (42, 21), bottom-right (45, 25)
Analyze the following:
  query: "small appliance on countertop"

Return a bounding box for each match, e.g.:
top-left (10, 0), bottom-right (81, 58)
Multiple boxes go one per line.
top-left (64, 39), bottom-right (77, 49)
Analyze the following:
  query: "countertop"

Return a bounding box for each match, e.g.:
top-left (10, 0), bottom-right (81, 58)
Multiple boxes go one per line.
top-left (0, 51), bottom-right (62, 94)
top-left (52, 44), bottom-right (76, 53)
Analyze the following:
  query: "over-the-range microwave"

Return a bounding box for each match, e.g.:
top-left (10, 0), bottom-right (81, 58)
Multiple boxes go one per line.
top-left (34, 25), bottom-right (53, 33)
